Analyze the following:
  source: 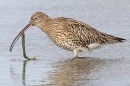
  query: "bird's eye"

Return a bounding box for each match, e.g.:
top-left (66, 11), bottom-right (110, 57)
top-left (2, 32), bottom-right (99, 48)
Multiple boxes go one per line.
top-left (34, 17), bottom-right (37, 19)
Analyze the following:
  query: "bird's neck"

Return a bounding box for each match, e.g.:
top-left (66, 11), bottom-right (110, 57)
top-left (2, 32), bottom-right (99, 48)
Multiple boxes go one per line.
top-left (36, 18), bottom-right (53, 33)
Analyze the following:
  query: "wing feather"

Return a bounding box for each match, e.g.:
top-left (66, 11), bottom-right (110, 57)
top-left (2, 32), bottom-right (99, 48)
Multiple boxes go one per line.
top-left (63, 18), bottom-right (123, 44)
top-left (53, 17), bottom-right (125, 49)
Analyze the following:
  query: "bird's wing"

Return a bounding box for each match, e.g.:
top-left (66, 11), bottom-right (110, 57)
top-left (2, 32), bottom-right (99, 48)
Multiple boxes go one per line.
top-left (63, 17), bottom-right (123, 44)
top-left (53, 17), bottom-right (125, 48)
top-left (63, 18), bottom-right (104, 44)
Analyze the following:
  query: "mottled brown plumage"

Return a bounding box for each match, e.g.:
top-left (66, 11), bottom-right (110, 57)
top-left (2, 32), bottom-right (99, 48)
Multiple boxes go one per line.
top-left (10, 12), bottom-right (126, 57)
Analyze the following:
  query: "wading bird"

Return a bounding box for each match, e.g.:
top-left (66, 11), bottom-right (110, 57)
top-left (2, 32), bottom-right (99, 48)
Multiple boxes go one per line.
top-left (10, 12), bottom-right (126, 57)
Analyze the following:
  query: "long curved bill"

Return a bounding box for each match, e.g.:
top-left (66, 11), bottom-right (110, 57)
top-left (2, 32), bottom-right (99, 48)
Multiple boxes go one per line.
top-left (10, 24), bottom-right (32, 52)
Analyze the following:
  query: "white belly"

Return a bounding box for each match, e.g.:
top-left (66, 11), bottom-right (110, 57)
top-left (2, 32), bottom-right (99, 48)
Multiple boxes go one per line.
top-left (76, 43), bottom-right (102, 53)
top-left (73, 43), bottom-right (103, 57)
top-left (88, 43), bottom-right (102, 51)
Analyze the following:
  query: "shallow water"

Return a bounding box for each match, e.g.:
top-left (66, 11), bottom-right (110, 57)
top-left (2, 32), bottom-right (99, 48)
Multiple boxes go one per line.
top-left (0, 0), bottom-right (130, 86)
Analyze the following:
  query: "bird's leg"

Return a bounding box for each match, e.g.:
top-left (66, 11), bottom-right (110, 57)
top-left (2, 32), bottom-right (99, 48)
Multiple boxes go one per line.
top-left (73, 49), bottom-right (79, 58)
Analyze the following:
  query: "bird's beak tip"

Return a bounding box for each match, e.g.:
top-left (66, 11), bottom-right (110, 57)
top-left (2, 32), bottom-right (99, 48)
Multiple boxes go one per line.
top-left (9, 23), bottom-right (33, 52)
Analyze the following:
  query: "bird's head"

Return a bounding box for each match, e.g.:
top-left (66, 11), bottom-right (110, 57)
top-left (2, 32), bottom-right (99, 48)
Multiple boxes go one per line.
top-left (30, 12), bottom-right (50, 26)
top-left (10, 12), bottom-right (50, 52)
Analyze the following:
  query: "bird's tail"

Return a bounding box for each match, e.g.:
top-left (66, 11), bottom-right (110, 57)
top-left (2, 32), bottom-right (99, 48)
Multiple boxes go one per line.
top-left (116, 37), bottom-right (126, 42)
top-left (99, 32), bottom-right (126, 44)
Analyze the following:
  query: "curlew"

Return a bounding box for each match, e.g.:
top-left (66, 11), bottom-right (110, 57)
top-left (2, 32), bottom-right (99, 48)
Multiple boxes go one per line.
top-left (10, 12), bottom-right (126, 57)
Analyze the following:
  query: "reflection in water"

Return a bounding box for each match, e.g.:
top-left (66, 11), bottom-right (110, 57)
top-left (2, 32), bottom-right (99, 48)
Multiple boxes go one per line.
top-left (10, 57), bottom-right (125, 86)
top-left (47, 57), bottom-right (106, 86)
top-left (10, 60), bottom-right (29, 86)
top-left (22, 60), bottom-right (29, 86)
top-left (19, 57), bottom-right (106, 86)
